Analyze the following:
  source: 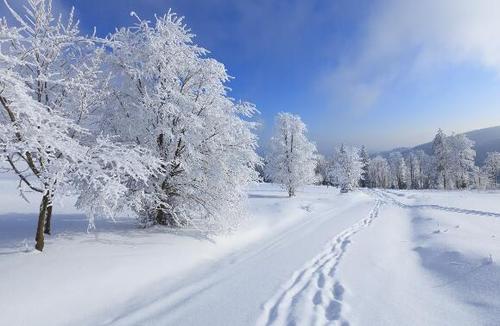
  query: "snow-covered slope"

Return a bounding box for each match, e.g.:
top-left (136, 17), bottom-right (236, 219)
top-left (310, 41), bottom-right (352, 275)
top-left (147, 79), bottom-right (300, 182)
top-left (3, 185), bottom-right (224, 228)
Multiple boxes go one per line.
top-left (1, 182), bottom-right (500, 325)
top-left (0, 182), bottom-right (373, 325)
top-left (339, 189), bottom-right (500, 326)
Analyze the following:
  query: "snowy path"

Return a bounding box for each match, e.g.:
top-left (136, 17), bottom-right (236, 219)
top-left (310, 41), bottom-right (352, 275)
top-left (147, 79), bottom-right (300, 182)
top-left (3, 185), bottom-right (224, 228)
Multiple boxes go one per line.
top-left (256, 200), bottom-right (382, 326)
top-left (255, 188), bottom-right (500, 326)
top-left (101, 192), bottom-right (376, 326)
top-left (372, 189), bottom-right (500, 218)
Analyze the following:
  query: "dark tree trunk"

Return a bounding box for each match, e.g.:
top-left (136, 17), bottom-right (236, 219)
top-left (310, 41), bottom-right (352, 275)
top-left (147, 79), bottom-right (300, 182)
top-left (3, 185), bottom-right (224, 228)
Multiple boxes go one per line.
top-left (288, 187), bottom-right (295, 197)
top-left (155, 208), bottom-right (178, 226)
top-left (44, 202), bottom-right (53, 235)
top-left (35, 193), bottom-right (50, 251)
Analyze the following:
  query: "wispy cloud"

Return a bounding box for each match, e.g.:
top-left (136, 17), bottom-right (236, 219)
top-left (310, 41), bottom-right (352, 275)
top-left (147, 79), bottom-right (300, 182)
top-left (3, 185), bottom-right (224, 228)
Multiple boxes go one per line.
top-left (323, 0), bottom-right (500, 112)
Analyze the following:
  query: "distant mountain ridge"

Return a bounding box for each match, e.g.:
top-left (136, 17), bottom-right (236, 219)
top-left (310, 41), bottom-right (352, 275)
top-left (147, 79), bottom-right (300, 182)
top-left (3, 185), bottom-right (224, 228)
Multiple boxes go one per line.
top-left (382, 126), bottom-right (500, 165)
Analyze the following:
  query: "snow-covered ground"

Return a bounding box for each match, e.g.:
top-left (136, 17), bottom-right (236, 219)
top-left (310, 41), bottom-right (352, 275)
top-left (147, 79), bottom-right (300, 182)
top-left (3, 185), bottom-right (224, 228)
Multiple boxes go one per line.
top-left (1, 181), bottom-right (500, 325)
top-left (339, 189), bottom-right (500, 326)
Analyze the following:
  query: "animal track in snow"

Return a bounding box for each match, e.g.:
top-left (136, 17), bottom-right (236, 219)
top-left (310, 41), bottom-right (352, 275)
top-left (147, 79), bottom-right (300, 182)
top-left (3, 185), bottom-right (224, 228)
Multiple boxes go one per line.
top-left (372, 189), bottom-right (500, 218)
top-left (257, 200), bottom-right (382, 326)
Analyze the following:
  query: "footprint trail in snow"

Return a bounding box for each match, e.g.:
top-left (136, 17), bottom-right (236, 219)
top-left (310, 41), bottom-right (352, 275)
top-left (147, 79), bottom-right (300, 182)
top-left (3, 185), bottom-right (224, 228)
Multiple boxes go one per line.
top-left (257, 200), bottom-right (383, 326)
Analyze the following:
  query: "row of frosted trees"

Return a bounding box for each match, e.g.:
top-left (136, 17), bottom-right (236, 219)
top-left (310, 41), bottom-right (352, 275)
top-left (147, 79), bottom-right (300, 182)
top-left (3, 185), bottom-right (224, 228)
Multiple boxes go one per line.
top-left (0, 1), bottom-right (260, 250)
top-left (264, 115), bottom-right (500, 195)
top-left (366, 129), bottom-right (500, 190)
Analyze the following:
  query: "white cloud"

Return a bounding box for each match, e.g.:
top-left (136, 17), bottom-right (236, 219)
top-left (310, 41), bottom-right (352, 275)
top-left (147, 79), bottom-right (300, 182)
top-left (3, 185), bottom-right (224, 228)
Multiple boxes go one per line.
top-left (325, 0), bottom-right (500, 112)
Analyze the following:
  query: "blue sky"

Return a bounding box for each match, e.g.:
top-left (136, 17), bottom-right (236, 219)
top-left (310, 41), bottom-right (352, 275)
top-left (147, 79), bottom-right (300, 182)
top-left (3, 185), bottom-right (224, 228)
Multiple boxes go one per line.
top-left (3, 0), bottom-right (500, 152)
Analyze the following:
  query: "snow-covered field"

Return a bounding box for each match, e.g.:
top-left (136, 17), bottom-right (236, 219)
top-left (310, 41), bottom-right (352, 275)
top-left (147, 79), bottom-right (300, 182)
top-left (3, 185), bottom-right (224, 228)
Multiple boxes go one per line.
top-left (1, 182), bottom-right (500, 325)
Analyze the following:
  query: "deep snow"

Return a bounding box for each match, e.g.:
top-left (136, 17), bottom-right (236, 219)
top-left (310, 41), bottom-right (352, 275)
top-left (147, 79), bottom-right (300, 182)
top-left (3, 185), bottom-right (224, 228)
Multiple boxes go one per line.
top-left (1, 181), bottom-right (500, 325)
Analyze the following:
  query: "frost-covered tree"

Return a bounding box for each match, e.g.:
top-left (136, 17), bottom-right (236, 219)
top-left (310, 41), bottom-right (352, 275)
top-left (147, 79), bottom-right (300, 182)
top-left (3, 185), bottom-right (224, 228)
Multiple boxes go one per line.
top-left (483, 152), bottom-right (500, 188)
top-left (359, 145), bottom-right (370, 187)
top-left (431, 129), bottom-right (476, 189)
top-left (315, 154), bottom-right (331, 186)
top-left (388, 152), bottom-right (408, 189)
top-left (415, 150), bottom-right (434, 189)
top-left (432, 129), bottom-right (451, 189)
top-left (397, 156), bottom-right (409, 189)
top-left (104, 12), bottom-right (260, 229)
top-left (367, 156), bottom-right (390, 188)
top-left (387, 152), bottom-right (399, 188)
top-left (266, 112), bottom-right (317, 197)
top-left (0, 0), bottom-right (161, 251)
top-left (406, 152), bottom-right (421, 189)
top-left (0, 48), bottom-right (80, 250)
top-left (447, 133), bottom-right (475, 189)
top-left (331, 145), bottom-right (363, 193)
top-left (0, 0), bottom-right (91, 240)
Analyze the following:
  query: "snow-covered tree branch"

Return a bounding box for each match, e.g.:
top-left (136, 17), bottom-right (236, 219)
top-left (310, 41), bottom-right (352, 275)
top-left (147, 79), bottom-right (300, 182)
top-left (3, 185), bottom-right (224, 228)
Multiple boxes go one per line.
top-left (103, 11), bottom-right (260, 230)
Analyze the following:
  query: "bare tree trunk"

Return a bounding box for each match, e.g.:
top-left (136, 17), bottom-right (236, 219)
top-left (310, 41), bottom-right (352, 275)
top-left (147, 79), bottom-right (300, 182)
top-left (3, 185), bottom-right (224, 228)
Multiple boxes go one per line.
top-left (288, 187), bottom-right (295, 197)
top-left (154, 179), bottom-right (181, 227)
top-left (155, 207), bottom-right (174, 226)
top-left (44, 203), bottom-right (53, 235)
top-left (35, 193), bottom-right (50, 251)
top-left (154, 131), bottom-right (187, 227)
